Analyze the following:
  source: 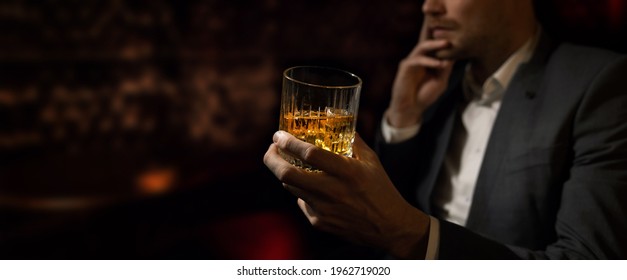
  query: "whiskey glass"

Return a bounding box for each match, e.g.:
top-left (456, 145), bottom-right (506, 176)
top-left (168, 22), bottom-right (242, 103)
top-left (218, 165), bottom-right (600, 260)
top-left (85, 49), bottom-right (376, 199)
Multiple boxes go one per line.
top-left (279, 66), bottom-right (362, 171)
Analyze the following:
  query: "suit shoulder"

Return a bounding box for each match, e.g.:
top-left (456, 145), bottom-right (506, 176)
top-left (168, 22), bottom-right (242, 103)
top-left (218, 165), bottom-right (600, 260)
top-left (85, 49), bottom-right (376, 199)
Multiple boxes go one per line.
top-left (551, 43), bottom-right (626, 68)
top-left (545, 44), bottom-right (627, 82)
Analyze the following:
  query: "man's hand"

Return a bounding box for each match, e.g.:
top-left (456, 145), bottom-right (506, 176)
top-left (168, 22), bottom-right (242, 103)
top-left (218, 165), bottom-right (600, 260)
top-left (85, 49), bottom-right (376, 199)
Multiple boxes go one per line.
top-left (386, 22), bottom-right (454, 128)
top-left (263, 131), bottom-right (431, 259)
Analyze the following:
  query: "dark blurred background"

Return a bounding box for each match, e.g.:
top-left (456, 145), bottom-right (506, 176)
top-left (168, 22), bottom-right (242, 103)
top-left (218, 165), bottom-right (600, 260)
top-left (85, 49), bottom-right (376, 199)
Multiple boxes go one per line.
top-left (0, 0), bottom-right (625, 259)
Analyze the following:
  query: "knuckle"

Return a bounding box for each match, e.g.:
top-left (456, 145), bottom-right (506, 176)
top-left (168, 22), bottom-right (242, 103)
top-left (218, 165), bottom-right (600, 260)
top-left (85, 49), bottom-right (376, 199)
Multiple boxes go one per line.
top-left (303, 145), bottom-right (319, 162)
top-left (276, 164), bottom-right (295, 182)
top-left (399, 58), bottom-right (413, 67)
top-left (275, 134), bottom-right (289, 148)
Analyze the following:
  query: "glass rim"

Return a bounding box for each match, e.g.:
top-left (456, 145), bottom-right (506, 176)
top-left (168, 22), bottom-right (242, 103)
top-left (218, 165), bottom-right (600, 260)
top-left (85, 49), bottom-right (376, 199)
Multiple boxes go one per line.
top-left (283, 65), bottom-right (362, 89)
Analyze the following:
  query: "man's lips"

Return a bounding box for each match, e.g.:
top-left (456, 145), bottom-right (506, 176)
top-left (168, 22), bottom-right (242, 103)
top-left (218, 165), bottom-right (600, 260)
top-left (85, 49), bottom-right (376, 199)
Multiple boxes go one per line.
top-left (429, 27), bottom-right (451, 39)
top-left (425, 19), bottom-right (457, 39)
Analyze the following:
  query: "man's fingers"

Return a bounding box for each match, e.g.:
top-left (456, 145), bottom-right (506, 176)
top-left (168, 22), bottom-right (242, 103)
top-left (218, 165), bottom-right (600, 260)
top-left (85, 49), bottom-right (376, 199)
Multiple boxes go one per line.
top-left (297, 198), bottom-right (320, 226)
top-left (264, 141), bottom-right (342, 198)
top-left (417, 40), bottom-right (450, 54)
top-left (401, 55), bottom-right (448, 69)
top-left (419, 19), bottom-right (430, 42)
top-left (408, 39), bottom-right (449, 57)
top-left (272, 130), bottom-right (347, 174)
top-left (263, 142), bottom-right (317, 187)
top-left (410, 20), bottom-right (431, 56)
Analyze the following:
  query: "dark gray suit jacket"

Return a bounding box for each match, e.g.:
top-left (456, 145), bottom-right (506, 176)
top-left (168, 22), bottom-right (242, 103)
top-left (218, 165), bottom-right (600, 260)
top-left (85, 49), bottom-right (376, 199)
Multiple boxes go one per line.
top-left (375, 33), bottom-right (627, 259)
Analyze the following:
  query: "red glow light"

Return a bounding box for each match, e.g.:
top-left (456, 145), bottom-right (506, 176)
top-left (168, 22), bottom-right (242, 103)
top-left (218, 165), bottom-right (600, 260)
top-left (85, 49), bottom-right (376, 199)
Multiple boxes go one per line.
top-left (608, 0), bottom-right (624, 28)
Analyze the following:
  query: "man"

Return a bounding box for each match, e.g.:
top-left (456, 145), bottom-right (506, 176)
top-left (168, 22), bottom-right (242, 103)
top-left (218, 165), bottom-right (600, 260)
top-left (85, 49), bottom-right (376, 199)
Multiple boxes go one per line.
top-left (263, 0), bottom-right (627, 259)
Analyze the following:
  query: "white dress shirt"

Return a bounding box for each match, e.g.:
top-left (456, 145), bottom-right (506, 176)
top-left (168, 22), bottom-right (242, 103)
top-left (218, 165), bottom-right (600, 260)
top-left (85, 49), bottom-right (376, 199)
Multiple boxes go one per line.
top-left (381, 32), bottom-right (539, 259)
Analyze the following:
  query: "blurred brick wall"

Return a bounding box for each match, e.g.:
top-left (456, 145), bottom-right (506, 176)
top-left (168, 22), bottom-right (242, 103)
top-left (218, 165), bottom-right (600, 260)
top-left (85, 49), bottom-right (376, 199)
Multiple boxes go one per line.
top-left (0, 0), bottom-right (424, 259)
top-left (0, 0), bottom-right (424, 200)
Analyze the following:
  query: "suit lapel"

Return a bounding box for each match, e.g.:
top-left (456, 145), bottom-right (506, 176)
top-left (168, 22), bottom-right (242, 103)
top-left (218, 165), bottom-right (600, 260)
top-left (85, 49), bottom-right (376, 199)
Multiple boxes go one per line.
top-left (465, 32), bottom-right (557, 229)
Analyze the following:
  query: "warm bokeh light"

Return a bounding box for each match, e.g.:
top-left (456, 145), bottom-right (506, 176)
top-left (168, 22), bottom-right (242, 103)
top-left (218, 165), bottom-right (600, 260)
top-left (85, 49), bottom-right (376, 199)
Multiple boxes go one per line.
top-left (136, 167), bottom-right (178, 195)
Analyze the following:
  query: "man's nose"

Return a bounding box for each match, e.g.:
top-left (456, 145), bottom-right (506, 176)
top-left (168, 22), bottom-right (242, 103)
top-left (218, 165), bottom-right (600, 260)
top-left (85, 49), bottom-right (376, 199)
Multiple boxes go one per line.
top-left (422, 0), bottom-right (445, 15)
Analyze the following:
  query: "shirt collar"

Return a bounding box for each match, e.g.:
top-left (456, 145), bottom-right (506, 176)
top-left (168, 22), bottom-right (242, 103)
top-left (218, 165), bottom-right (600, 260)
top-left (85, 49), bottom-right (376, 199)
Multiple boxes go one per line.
top-left (464, 27), bottom-right (540, 104)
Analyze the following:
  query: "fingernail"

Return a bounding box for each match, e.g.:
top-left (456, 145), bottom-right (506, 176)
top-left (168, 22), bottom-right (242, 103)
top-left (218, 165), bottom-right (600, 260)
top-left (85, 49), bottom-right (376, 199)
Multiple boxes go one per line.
top-left (273, 130), bottom-right (284, 143)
